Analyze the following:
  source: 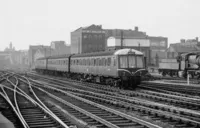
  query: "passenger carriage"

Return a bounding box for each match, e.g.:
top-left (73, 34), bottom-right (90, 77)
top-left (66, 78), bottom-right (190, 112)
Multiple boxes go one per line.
top-left (35, 48), bottom-right (147, 88)
top-left (46, 54), bottom-right (71, 75)
top-left (35, 57), bottom-right (47, 73)
top-left (70, 48), bottom-right (146, 88)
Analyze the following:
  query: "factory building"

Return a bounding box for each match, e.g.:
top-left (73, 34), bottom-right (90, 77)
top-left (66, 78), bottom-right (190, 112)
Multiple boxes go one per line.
top-left (28, 45), bottom-right (51, 69)
top-left (107, 36), bottom-right (151, 64)
top-left (51, 41), bottom-right (70, 55)
top-left (71, 25), bottom-right (168, 67)
top-left (105, 27), bottom-right (151, 65)
top-left (105, 27), bottom-right (168, 66)
top-left (71, 24), bottom-right (106, 54)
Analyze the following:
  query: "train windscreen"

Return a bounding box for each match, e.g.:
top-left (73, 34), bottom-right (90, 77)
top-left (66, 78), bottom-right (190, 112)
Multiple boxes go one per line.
top-left (128, 56), bottom-right (136, 68)
top-left (136, 56), bottom-right (143, 68)
top-left (119, 56), bottom-right (128, 68)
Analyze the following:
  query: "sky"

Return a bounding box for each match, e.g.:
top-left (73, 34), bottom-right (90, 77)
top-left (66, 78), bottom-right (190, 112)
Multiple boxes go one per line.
top-left (0, 0), bottom-right (200, 51)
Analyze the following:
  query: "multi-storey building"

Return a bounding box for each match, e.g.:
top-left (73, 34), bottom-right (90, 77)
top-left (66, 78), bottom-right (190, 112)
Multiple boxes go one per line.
top-left (28, 45), bottom-right (51, 68)
top-left (105, 27), bottom-right (168, 66)
top-left (71, 24), bottom-right (106, 54)
top-left (167, 37), bottom-right (200, 58)
top-left (51, 41), bottom-right (70, 55)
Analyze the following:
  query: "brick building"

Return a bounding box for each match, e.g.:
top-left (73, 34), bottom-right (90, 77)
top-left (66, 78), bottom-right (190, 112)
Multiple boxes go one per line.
top-left (105, 27), bottom-right (151, 64)
top-left (51, 41), bottom-right (70, 55)
top-left (71, 24), bottom-right (106, 54)
top-left (28, 45), bottom-right (51, 68)
top-left (167, 37), bottom-right (200, 58)
top-left (105, 27), bottom-right (168, 66)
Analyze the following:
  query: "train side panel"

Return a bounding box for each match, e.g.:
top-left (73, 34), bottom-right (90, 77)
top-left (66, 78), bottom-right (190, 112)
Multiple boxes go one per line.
top-left (70, 55), bottom-right (118, 77)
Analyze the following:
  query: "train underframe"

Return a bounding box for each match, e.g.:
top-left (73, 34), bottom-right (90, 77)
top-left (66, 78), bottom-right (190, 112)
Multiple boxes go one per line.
top-left (35, 68), bottom-right (141, 89)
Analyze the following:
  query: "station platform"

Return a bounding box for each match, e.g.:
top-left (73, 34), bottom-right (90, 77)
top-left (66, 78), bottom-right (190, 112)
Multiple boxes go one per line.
top-left (0, 113), bottom-right (15, 128)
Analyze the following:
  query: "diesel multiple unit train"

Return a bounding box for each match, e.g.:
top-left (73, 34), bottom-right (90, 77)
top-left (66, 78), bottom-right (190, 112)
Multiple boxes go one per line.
top-left (158, 52), bottom-right (200, 78)
top-left (35, 48), bottom-right (148, 88)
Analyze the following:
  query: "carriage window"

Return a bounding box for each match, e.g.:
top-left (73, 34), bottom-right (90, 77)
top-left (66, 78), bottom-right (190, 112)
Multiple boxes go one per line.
top-left (94, 59), bottom-right (96, 66)
top-left (120, 56), bottom-right (128, 68)
top-left (91, 59), bottom-right (93, 66)
top-left (83, 59), bottom-right (85, 65)
top-left (99, 59), bottom-right (101, 66)
top-left (113, 57), bottom-right (116, 66)
top-left (102, 58), bottom-right (105, 66)
top-left (96, 58), bottom-right (98, 66)
top-left (80, 59), bottom-right (82, 65)
top-left (136, 56), bottom-right (143, 68)
top-left (107, 57), bottom-right (111, 66)
top-left (128, 56), bottom-right (136, 68)
top-left (87, 59), bottom-right (89, 66)
top-left (91, 59), bottom-right (94, 66)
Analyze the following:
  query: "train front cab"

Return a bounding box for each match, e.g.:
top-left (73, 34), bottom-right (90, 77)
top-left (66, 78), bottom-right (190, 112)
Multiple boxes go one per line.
top-left (117, 53), bottom-right (145, 89)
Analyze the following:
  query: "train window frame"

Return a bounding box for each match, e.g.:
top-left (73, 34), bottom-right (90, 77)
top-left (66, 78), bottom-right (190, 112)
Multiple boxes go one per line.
top-left (92, 58), bottom-right (94, 66)
top-left (107, 57), bottom-right (111, 66)
top-left (113, 57), bottom-right (116, 66)
top-left (128, 55), bottom-right (136, 68)
top-left (99, 58), bottom-right (101, 66)
top-left (102, 58), bottom-right (105, 66)
top-left (136, 56), bottom-right (143, 68)
top-left (119, 55), bottom-right (128, 68)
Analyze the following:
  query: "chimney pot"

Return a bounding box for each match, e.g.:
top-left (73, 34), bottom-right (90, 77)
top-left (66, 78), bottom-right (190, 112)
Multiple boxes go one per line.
top-left (196, 37), bottom-right (199, 42)
top-left (180, 39), bottom-right (185, 43)
top-left (135, 26), bottom-right (138, 31)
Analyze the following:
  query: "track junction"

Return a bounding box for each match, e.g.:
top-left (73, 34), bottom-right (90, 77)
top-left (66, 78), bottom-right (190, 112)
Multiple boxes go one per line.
top-left (0, 70), bottom-right (200, 128)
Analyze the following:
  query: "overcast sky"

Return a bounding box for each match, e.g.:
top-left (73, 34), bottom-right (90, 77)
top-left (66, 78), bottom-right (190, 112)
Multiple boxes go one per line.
top-left (0, 0), bottom-right (199, 51)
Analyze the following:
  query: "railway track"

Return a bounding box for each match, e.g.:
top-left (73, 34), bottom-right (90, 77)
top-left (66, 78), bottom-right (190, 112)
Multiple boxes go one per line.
top-left (19, 75), bottom-right (160, 128)
top-left (27, 72), bottom-right (200, 110)
top-left (152, 75), bottom-right (200, 84)
top-left (140, 81), bottom-right (200, 96)
top-left (0, 88), bottom-right (24, 128)
top-left (0, 74), bottom-right (71, 128)
top-left (26, 72), bottom-right (200, 128)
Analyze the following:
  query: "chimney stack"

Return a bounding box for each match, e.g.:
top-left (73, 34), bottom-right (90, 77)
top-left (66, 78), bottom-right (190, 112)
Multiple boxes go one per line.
top-left (196, 37), bottom-right (199, 42)
top-left (180, 39), bottom-right (185, 43)
top-left (135, 26), bottom-right (138, 31)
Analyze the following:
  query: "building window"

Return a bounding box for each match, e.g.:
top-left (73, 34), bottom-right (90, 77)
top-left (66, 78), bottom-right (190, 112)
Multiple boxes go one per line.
top-left (83, 35), bottom-right (87, 39)
top-left (99, 35), bottom-right (102, 39)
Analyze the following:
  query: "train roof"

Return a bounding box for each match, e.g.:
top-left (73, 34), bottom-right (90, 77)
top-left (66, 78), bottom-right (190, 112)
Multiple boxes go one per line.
top-left (37, 54), bottom-right (72, 60)
top-left (37, 49), bottom-right (143, 60)
top-left (72, 48), bottom-right (143, 58)
top-left (48, 54), bottom-right (72, 59)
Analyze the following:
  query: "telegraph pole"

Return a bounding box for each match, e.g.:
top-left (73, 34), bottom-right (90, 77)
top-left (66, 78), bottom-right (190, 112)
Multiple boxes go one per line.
top-left (138, 42), bottom-right (141, 51)
top-left (120, 30), bottom-right (123, 49)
